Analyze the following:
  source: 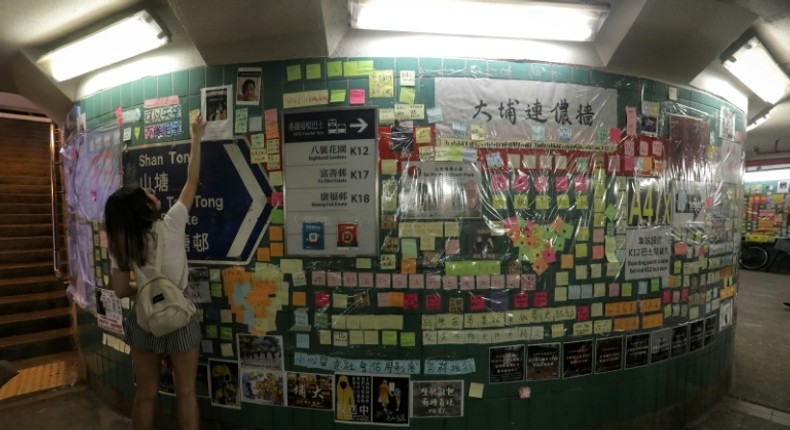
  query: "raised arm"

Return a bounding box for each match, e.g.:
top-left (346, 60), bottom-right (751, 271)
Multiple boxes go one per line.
top-left (178, 114), bottom-right (206, 210)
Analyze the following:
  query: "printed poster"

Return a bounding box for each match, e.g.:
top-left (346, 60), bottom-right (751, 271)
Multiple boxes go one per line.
top-left (625, 227), bottom-right (671, 281)
top-left (562, 340), bottom-right (593, 378)
top-left (650, 329), bottom-right (671, 363)
top-left (719, 140), bottom-right (742, 184)
top-left (236, 67), bottom-right (262, 105)
top-left (719, 106), bottom-right (735, 140)
top-left (95, 288), bottom-right (124, 335)
top-left (672, 180), bottom-right (706, 227)
top-left (335, 373), bottom-right (373, 423)
top-left (209, 359), bottom-right (241, 409)
top-left (410, 380), bottom-right (464, 418)
top-left (489, 344), bottom-right (525, 383)
top-left (625, 333), bottom-right (650, 369)
top-left (671, 324), bottom-right (689, 357)
top-left (689, 319), bottom-right (705, 352)
top-left (201, 85), bottom-right (233, 141)
top-left (704, 315), bottom-right (717, 346)
top-left (238, 334), bottom-right (284, 370)
top-left (372, 375), bottom-right (410, 426)
top-left (286, 372), bottom-right (333, 410)
top-left (595, 336), bottom-right (623, 373)
top-left (398, 162), bottom-right (483, 219)
top-left (526, 343), bottom-right (560, 380)
top-left (240, 368), bottom-right (284, 406)
top-left (719, 299), bottom-right (733, 329)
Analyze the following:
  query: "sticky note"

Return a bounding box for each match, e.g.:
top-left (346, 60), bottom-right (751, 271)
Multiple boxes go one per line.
top-left (220, 327), bottom-right (233, 341)
top-left (350, 89), bottom-right (366, 105)
top-left (296, 333), bottom-right (310, 349)
top-left (205, 325), bottom-right (218, 339)
top-left (400, 70), bottom-right (416, 86)
top-left (287, 64), bottom-right (302, 81)
top-left (382, 330), bottom-right (398, 345)
top-left (469, 382), bottom-right (484, 398)
top-left (221, 343), bottom-right (234, 357)
top-left (330, 89), bottom-right (346, 103)
top-left (401, 332), bottom-right (416, 347)
top-left (327, 61), bottom-right (343, 77)
top-left (306, 63), bottom-right (321, 80)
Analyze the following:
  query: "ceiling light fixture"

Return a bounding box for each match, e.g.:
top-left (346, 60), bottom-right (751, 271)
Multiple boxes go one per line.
top-left (36, 10), bottom-right (170, 82)
top-left (349, 0), bottom-right (610, 42)
top-left (722, 36), bottom-right (790, 104)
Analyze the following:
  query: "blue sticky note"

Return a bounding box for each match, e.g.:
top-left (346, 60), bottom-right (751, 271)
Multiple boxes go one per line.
top-left (490, 290), bottom-right (510, 312)
top-left (297, 333), bottom-right (310, 349)
top-left (426, 107), bottom-right (444, 124)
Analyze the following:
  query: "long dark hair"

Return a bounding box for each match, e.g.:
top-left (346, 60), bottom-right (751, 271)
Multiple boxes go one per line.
top-left (104, 185), bottom-right (161, 270)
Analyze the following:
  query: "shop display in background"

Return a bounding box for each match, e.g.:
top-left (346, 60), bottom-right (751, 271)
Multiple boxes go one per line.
top-left (742, 188), bottom-right (789, 240)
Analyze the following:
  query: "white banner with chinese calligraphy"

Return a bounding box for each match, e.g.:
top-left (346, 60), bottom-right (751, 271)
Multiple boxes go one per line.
top-left (434, 78), bottom-right (617, 143)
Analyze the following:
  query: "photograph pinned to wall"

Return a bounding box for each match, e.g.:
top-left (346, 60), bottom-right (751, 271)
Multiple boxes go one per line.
top-left (704, 314), bottom-right (717, 346)
top-left (240, 368), bottom-right (284, 406)
top-left (237, 334), bottom-right (284, 371)
top-left (209, 359), bottom-right (241, 409)
top-left (490, 344), bottom-right (525, 383)
top-left (623, 333), bottom-right (650, 369)
top-left (184, 267), bottom-right (211, 303)
top-left (719, 299), bottom-right (733, 330)
top-left (671, 324), bottom-right (689, 358)
top-left (371, 375), bottom-right (410, 426)
top-left (594, 336), bottom-right (623, 374)
top-left (201, 85), bottom-right (233, 141)
top-left (411, 380), bottom-right (464, 418)
top-left (526, 343), bottom-right (561, 381)
top-left (286, 372), bottom-right (333, 410)
top-left (778, 180), bottom-right (789, 194)
top-left (236, 67), bottom-right (262, 105)
top-left (563, 340), bottom-right (593, 378)
top-left (335, 373), bottom-right (373, 423)
top-left (719, 105), bottom-right (735, 140)
top-left (650, 329), bottom-right (671, 363)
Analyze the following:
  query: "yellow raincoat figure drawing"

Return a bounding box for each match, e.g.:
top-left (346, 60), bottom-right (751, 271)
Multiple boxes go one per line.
top-left (336, 375), bottom-right (356, 420)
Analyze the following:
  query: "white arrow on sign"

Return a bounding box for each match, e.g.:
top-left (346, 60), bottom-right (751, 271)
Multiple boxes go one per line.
top-left (350, 118), bottom-right (368, 133)
top-left (224, 143), bottom-right (267, 258)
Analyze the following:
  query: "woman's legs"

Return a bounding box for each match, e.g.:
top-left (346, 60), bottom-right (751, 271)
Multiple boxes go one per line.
top-left (171, 345), bottom-right (200, 430)
top-left (131, 348), bottom-right (162, 430)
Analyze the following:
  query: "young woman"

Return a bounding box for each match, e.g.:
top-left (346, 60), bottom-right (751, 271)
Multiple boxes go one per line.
top-left (104, 114), bottom-right (205, 430)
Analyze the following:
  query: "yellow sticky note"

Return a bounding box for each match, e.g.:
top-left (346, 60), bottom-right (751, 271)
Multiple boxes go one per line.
top-left (210, 284), bottom-right (223, 298)
top-left (269, 226), bottom-right (283, 241)
top-left (220, 327), bottom-right (233, 341)
top-left (415, 126), bottom-right (432, 144)
top-left (292, 291), bottom-right (306, 306)
top-left (356, 258), bottom-right (372, 269)
top-left (471, 124), bottom-right (486, 140)
top-left (469, 382), bottom-right (484, 398)
top-left (269, 171), bottom-right (283, 186)
top-left (327, 61), bottom-right (343, 77)
top-left (381, 159), bottom-right (398, 175)
top-left (330, 89), bottom-right (346, 103)
top-left (399, 87), bottom-right (416, 104)
top-left (286, 64), bottom-right (302, 81)
top-left (400, 332), bottom-right (416, 347)
top-left (382, 330), bottom-right (398, 345)
top-left (220, 309), bottom-right (233, 323)
top-left (575, 243), bottom-right (588, 258)
top-left (349, 330), bottom-right (365, 345)
top-left (333, 293), bottom-right (348, 309)
top-left (364, 330), bottom-right (379, 345)
top-left (319, 330), bottom-right (332, 345)
top-left (220, 343), bottom-right (234, 357)
top-left (536, 195), bottom-right (551, 210)
top-left (306, 63), bottom-right (321, 80)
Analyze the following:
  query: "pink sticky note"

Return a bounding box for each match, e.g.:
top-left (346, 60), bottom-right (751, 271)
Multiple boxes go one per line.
top-left (626, 107), bottom-right (637, 136)
top-left (426, 275), bottom-right (441, 290)
top-left (672, 291), bottom-right (680, 303)
top-left (507, 275), bottom-right (521, 289)
top-left (311, 270), bottom-right (326, 286)
top-left (573, 176), bottom-right (588, 193)
top-left (624, 140), bottom-right (635, 156)
top-left (460, 276), bottom-right (475, 290)
top-left (533, 291), bottom-right (548, 308)
top-left (514, 293), bottom-right (529, 309)
top-left (343, 272), bottom-right (358, 287)
top-left (358, 272), bottom-right (374, 287)
top-left (409, 274), bottom-right (425, 289)
top-left (608, 283), bottom-right (620, 297)
top-left (624, 156), bottom-right (635, 172)
top-left (535, 176), bottom-right (549, 193)
top-left (681, 289), bottom-right (689, 302)
top-left (392, 274), bottom-right (408, 289)
top-left (593, 229), bottom-right (605, 243)
top-left (315, 292), bottom-right (329, 308)
top-left (476, 275), bottom-right (490, 289)
top-left (491, 174), bottom-right (508, 191)
top-left (376, 273), bottom-right (392, 288)
top-left (652, 140), bottom-right (664, 157)
top-left (404, 293), bottom-right (419, 310)
top-left (271, 192), bottom-right (284, 207)
top-left (555, 176), bottom-right (569, 192)
top-left (577, 305), bottom-right (590, 321)
top-left (674, 242), bottom-right (688, 256)
top-left (327, 272), bottom-right (342, 287)
top-left (512, 175), bottom-right (530, 192)
top-left (264, 108), bottom-right (278, 124)
top-left (470, 295), bottom-right (486, 312)
top-left (592, 245), bottom-right (604, 260)
top-left (698, 246), bottom-right (705, 257)
top-left (443, 276), bottom-right (458, 290)
top-left (609, 128), bottom-right (621, 142)
top-left (662, 289), bottom-right (671, 304)
top-left (542, 248), bottom-right (557, 264)
top-left (521, 274), bottom-right (536, 290)
top-left (639, 140), bottom-right (649, 156)
top-left (491, 275), bottom-right (505, 289)
top-left (350, 89), bottom-right (366, 105)
top-left (425, 294), bottom-right (442, 311)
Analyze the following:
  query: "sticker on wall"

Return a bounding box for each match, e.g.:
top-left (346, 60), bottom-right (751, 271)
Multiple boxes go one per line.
top-left (303, 222), bottom-right (325, 250)
top-left (337, 222), bottom-right (359, 248)
top-left (410, 380), bottom-right (464, 418)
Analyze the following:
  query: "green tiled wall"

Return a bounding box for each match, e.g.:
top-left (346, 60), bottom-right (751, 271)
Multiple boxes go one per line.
top-left (77, 57), bottom-right (740, 430)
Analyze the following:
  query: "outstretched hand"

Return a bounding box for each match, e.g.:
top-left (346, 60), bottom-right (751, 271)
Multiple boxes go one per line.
top-left (191, 113), bottom-right (207, 141)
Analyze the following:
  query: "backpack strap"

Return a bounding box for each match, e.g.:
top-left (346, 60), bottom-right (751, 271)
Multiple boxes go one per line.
top-left (153, 220), bottom-right (186, 289)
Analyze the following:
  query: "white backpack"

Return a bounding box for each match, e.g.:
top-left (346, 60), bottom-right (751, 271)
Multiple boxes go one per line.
top-left (134, 222), bottom-right (196, 337)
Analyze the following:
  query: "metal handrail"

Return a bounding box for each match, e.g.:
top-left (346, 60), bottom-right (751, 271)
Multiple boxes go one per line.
top-left (49, 124), bottom-right (62, 277)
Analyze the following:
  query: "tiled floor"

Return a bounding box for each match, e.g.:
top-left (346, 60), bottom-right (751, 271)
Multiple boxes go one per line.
top-left (0, 270), bottom-right (788, 429)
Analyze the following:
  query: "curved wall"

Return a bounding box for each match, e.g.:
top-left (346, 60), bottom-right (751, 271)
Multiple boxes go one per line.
top-left (73, 56), bottom-right (742, 430)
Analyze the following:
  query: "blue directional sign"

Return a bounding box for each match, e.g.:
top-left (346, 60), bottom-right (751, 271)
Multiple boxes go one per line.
top-left (123, 138), bottom-right (272, 265)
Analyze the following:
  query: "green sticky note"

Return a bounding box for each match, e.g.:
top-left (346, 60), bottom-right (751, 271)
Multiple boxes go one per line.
top-left (560, 224), bottom-right (574, 240)
top-left (221, 326), bottom-right (234, 341)
top-left (514, 193), bottom-right (529, 209)
top-left (205, 325), bottom-right (218, 339)
top-left (536, 195), bottom-right (551, 210)
top-left (210, 283), bottom-right (223, 297)
top-left (271, 209), bottom-right (284, 224)
top-left (400, 332), bottom-right (416, 347)
top-left (286, 64), bottom-right (302, 81)
top-left (651, 278), bottom-right (660, 292)
top-left (344, 61), bottom-right (358, 77)
top-left (622, 282), bottom-right (633, 297)
top-left (401, 238), bottom-right (418, 258)
top-left (554, 238), bottom-right (566, 252)
top-left (382, 330), bottom-right (398, 346)
top-left (557, 194), bottom-right (570, 210)
top-left (605, 204), bottom-right (618, 221)
top-left (327, 61), bottom-right (343, 77)
top-left (492, 193), bottom-right (507, 210)
top-left (306, 63), bottom-right (322, 80)
top-left (399, 87), bottom-right (416, 104)
top-left (576, 194), bottom-right (589, 210)
top-left (575, 243), bottom-right (588, 258)
top-left (330, 89), bottom-right (346, 103)
top-left (358, 60), bottom-right (374, 74)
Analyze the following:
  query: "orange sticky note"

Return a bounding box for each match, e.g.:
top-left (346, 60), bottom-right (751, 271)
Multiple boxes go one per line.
top-left (561, 254), bottom-right (574, 269)
top-left (257, 247), bottom-right (270, 262)
top-left (292, 291), bottom-right (306, 306)
top-left (271, 242), bottom-right (284, 257)
top-left (532, 258), bottom-right (549, 275)
top-left (401, 258), bottom-right (417, 274)
top-left (390, 292), bottom-right (405, 308)
top-left (270, 226), bottom-right (284, 241)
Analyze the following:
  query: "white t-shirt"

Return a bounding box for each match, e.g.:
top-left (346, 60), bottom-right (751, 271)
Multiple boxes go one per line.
top-left (111, 201), bottom-right (189, 290)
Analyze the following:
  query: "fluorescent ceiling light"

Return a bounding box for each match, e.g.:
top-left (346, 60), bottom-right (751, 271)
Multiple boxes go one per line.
top-left (349, 0), bottom-right (610, 42)
top-left (746, 112), bottom-right (770, 132)
top-left (722, 37), bottom-right (790, 104)
top-left (744, 168), bottom-right (790, 183)
top-left (36, 10), bottom-right (170, 82)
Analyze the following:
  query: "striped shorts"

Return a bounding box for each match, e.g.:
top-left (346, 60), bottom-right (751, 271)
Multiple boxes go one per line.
top-left (123, 308), bottom-right (202, 354)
